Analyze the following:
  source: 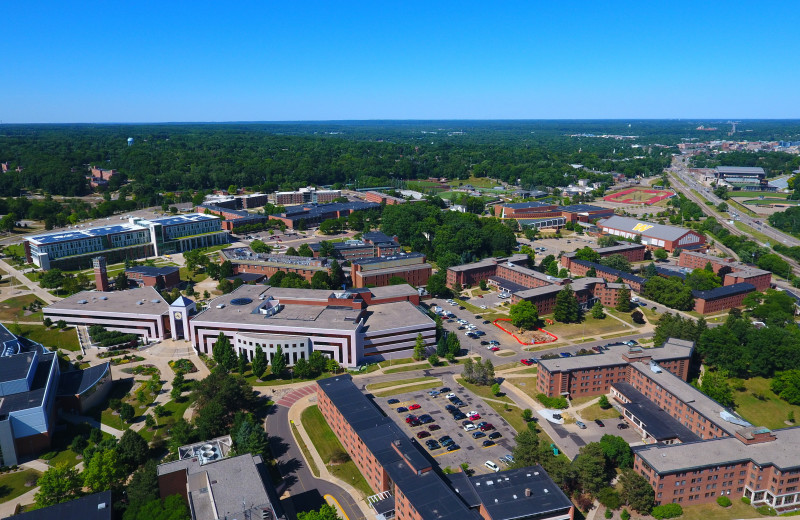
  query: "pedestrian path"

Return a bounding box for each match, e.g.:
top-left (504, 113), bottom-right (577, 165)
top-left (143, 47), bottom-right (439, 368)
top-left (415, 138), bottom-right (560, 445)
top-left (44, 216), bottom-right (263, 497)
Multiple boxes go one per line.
top-left (275, 384), bottom-right (317, 408)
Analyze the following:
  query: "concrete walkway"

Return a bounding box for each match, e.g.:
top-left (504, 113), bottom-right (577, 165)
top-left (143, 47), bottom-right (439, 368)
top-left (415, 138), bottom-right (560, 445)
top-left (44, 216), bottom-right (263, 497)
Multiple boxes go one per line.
top-left (287, 393), bottom-right (374, 520)
top-left (61, 411), bottom-right (124, 439)
top-left (0, 258), bottom-right (58, 304)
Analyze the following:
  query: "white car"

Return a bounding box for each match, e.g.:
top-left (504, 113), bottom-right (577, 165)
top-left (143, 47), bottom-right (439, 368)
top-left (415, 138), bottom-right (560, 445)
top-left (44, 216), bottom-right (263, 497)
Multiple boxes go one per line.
top-left (464, 423), bottom-right (477, 432)
top-left (484, 461), bottom-right (500, 473)
top-left (446, 393), bottom-right (456, 399)
top-left (467, 411), bottom-right (478, 417)
top-left (480, 305), bottom-right (487, 309)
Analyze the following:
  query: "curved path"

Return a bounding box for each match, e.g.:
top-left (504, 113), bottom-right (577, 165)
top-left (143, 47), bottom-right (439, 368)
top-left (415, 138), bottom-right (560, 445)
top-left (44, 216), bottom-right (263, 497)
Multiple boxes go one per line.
top-left (267, 392), bottom-right (366, 520)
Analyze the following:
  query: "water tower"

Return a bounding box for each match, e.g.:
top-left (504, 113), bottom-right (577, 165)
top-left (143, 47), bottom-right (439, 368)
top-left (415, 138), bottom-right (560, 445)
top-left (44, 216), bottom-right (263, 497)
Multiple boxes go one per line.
top-left (127, 137), bottom-right (134, 146)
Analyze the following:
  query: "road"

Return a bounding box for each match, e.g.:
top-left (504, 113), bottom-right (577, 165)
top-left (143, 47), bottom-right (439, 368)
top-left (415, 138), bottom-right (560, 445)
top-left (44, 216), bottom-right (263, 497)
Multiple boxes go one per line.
top-left (267, 403), bottom-right (366, 520)
top-left (0, 257), bottom-right (58, 304)
top-left (668, 156), bottom-right (800, 280)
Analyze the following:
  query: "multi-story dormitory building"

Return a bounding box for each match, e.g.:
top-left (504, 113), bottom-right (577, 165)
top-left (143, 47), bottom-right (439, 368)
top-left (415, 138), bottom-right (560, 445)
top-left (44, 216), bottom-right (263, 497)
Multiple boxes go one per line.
top-left (511, 277), bottom-right (632, 315)
top-left (25, 214), bottom-right (228, 270)
top-left (537, 338), bottom-right (800, 513)
top-left (310, 230), bottom-right (403, 260)
top-left (317, 375), bottom-right (575, 520)
top-left (350, 252), bottom-right (432, 288)
top-left (559, 258), bottom-right (647, 293)
top-left (678, 250), bottom-right (772, 292)
top-left (194, 203), bottom-right (269, 231)
top-left (221, 247), bottom-right (333, 283)
top-left (446, 254), bottom-right (531, 288)
top-left (560, 243), bottom-right (647, 268)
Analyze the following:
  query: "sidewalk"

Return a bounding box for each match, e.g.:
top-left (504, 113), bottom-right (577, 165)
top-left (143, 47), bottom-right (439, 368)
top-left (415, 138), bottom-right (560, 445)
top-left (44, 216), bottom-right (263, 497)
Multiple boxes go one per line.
top-left (61, 411), bottom-right (124, 439)
top-left (287, 393), bottom-right (374, 520)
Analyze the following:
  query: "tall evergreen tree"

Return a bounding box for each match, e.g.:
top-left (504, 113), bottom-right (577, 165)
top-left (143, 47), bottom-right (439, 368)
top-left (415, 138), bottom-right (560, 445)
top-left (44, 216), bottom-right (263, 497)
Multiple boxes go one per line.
top-left (251, 344), bottom-right (267, 380)
top-left (270, 345), bottom-right (286, 378)
top-left (329, 259), bottom-right (345, 288)
top-left (554, 285), bottom-right (581, 323)
top-left (616, 286), bottom-right (632, 312)
top-left (413, 333), bottom-right (427, 361)
top-left (212, 332), bottom-right (236, 371)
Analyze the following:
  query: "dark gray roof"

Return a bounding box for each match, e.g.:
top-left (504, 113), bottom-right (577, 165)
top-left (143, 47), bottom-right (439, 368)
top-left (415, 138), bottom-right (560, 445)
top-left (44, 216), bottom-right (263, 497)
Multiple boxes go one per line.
top-left (614, 382), bottom-right (701, 442)
top-left (569, 259), bottom-right (646, 285)
top-left (13, 491), bottom-right (112, 520)
top-left (655, 266), bottom-right (688, 279)
top-left (559, 204), bottom-right (610, 213)
top-left (466, 466), bottom-right (573, 520)
top-left (351, 252), bottom-right (425, 266)
top-left (363, 231), bottom-right (397, 245)
top-left (692, 282), bottom-right (755, 300)
top-left (57, 363), bottom-right (110, 397)
top-left (716, 166), bottom-right (765, 176)
top-left (0, 352), bottom-right (55, 418)
top-left (487, 276), bottom-right (530, 294)
top-left (503, 201), bottom-right (553, 209)
top-left (125, 265), bottom-right (180, 276)
top-left (225, 273), bottom-right (267, 282)
top-left (0, 351), bottom-right (35, 384)
top-left (277, 201), bottom-right (380, 221)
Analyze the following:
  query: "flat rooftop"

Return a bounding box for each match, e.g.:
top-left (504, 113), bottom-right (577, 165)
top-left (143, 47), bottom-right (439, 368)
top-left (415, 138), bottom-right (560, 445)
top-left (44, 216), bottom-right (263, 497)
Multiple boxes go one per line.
top-left (692, 282), bottom-right (755, 300)
top-left (448, 254), bottom-right (528, 273)
top-left (634, 426), bottom-right (800, 474)
top-left (598, 215), bottom-right (696, 242)
top-left (0, 352), bottom-right (55, 418)
top-left (352, 252), bottom-right (426, 266)
top-left (538, 338), bottom-right (694, 373)
top-left (28, 222), bottom-right (144, 245)
top-left (13, 491), bottom-right (112, 520)
top-left (467, 466), bottom-right (573, 520)
top-left (614, 382), bottom-right (700, 442)
top-left (44, 287), bottom-right (169, 316)
top-left (149, 213), bottom-right (220, 226)
top-left (125, 265), bottom-right (180, 276)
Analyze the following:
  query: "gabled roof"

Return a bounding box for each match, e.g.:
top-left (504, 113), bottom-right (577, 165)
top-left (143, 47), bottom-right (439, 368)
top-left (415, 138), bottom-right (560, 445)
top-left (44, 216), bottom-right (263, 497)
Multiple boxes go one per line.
top-left (170, 295), bottom-right (195, 308)
top-left (598, 215), bottom-right (699, 242)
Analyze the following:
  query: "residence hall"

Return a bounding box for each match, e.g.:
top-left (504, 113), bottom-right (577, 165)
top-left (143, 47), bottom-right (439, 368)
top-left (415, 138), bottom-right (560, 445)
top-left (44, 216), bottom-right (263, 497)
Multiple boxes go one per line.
top-left (560, 243), bottom-right (647, 270)
top-left (157, 436), bottom-right (286, 520)
top-left (560, 258), bottom-right (647, 293)
top-left (188, 284), bottom-right (435, 368)
top-left (221, 247), bottom-right (333, 283)
top-left (492, 201), bottom-right (614, 223)
top-left (317, 374), bottom-right (575, 520)
top-left (678, 250), bottom-right (772, 291)
top-left (350, 252), bottom-right (433, 288)
top-left (446, 253), bottom-right (530, 288)
top-left (274, 186), bottom-right (341, 205)
top-left (194, 203), bottom-right (268, 231)
top-left (268, 200), bottom-right (380, 229)
top-left (24, 213), bottom-right (228, 270)
top-left (692, 283), bottom-right (756, 314)
top-left (596, 216), bottom-right (706, 252)
top-left (511, 277), bottom-right (633, 315)
top-left (13, 491), bottom-right (113, 520)
top-left (0, 324), bottom-right (111, 466)
top-left (365, 190), bottom-right (407, 205)
top-left (536, 339), bottom-right (694, 399)
top-left (310, 230), bottom-right (403, 260)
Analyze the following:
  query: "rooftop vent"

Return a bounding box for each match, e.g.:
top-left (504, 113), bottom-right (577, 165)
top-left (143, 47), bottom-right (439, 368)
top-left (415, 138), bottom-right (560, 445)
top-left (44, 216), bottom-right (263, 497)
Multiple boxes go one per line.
top-left (136, 301), bottom-right (143, 305)
top-left (77, 299), bottom-right (88, 304)
top-left (100, 296), bottom-right (108, 300)
top-left (544, 489), bottom-right (549, 494)
top-left (150, 299), bottom-right (160, 303)
top-left (97, 503), bottom-right (107, 510)
top-left (525, 488), bottom-right (532, 497)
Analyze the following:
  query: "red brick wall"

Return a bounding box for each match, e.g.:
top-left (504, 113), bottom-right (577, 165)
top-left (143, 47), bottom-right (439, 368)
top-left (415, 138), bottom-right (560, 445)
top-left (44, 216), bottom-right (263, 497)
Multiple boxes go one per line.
top-left (495, 264), bottom-right (551, 290)
top-left (352, 265), bottom-right (432, 288)
top-left (694, 290), bottom-right (751, 314)
top-left (232, 262), bottom-right (326, 282)
top-left (447, 263), bottom-right (497, 288)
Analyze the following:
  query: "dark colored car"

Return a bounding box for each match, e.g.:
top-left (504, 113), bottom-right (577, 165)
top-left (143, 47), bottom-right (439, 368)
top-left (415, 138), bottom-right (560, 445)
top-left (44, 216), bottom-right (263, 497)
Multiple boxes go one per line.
top-left (595, 419), bottom-right (605, 427)
top-left (472, 431), bottom-right (486, 439)
top-left (482, 440), bottom-right (495, 447)
top-left (480, 423), bottom-right (495, 431)
top-left (483, 320), bottom-right (490, 324)
top-left (387, 398), bottom-right (400, 404)
top-left (445, 404), bottom-right (457, 412)
top-left (559, 352), bottom-right (573, 358)
top-left (480, 340), bottom-right (490, 345)
top-left (419, 416), bottom-right (434, 424)
top-left (447, 444), bottom-right (460, 452)
top-left (521, 359), bottom-right (534, 366)
top-left (405, 414), bottom-right (417, 422)
top-left (453, 412), bottom-right (467, 420)
top-left (428, 424), bottom-right (441, 431)
top-left (591, 346), bottom-right (603, 353)
top-left (396, 407), bottom-right (408, 413)
top-left (475, 315), bottom-right (482, 319)
top-left (617, 423), bottom-right (629, 430)
top-left (440, 387), bottom-right (451, 393)
top-left (409, 419), bottom-right (421, 427)
top-left (416, 431), bottom-right (431, 439)
top-left (462, 420), bottom-right (474, 428)
top-left (426, 440), bottom-right (441, 450)
top-left (488, 432), bottom-right (502, 440)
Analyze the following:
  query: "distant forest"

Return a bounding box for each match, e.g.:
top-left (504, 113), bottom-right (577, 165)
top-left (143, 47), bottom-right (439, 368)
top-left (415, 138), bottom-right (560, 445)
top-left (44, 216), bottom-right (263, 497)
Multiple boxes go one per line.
top-left (1, 120), bottom-right (799, 203)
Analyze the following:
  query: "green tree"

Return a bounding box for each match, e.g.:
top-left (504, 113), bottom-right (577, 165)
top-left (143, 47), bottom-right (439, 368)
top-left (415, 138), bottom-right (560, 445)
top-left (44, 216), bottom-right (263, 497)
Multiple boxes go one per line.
top-left (428, 354), bottom-right (440, 366)
top-left (298, 243), bottom-right (314, 257)
top-left (83, 448), bottom-right (125, 492)
top-left (511, 429), bottom-right (540, 467)
top-left (119, 402), bottom-right (135, 423)
top-left (413, 333), bottom-right (427, 361)
top-left (598, 395), bottom-right (611, 408)
top-left (573, 442), bottom-right (610, 494)
top-left (615, 286), bottom-right (631, 312)
top-left (653, 248), bottom-right (668, 261)
top-left (619, 468), bottom-right (655, 513)
top-left (685, 268), bottom-right (722, 291)
top-left (118, 429), bottom-right (149, 471)
top-left (297, 504), bottom-right (340, 520)
top-left (250, 239), bottom-right (271, 253)
top-left (591, 300), bottom-right (605, 319)
top-left (509, 300), bottom-right (540, 329)
top-left (329, 259), bottom-right (345, 288)
top-left (125, 494), bottom-right (191, 520)
top-left (574, 247), bottom-right (600, 263)
top-left (285, 246), bottom-right (299, 256)
top-left (491, 382), bottom-right (501, 396)
top-left (34, 463), bottom-right (82, 508)
top-left (700, 370), bottom-right (735, 408)
top-left (599, 434), bottom-right (633, 469)
top-left (318, 240), bottom-right (336, 258)
top-left (597, 236), bottom-right (618, 248)
top-left (522, 409), bottom-right (533, 422)
top-left (212, 332), bottom-right (236, 371)
top-left (600, 254), bottom-right (632, 273)
top-left (554, 285), bottom-right (581, 323)
top-left (237, 350), bottom-right (248, 374)
top-left (426, 271), bottom-right (452, 298)
top-left (123, 460), bottom-right (160, 519)
top-left (270, 345), bottom-right (286, 378)
top-left (462, 357), bottom-right (475, 383)
top-left (251, 344), bottom-right (267, 380)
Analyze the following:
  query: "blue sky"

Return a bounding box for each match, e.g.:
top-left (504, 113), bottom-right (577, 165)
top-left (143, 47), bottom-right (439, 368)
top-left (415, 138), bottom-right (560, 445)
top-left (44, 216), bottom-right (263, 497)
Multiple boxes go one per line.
top-left (3, 1), bottom-right (798, 122)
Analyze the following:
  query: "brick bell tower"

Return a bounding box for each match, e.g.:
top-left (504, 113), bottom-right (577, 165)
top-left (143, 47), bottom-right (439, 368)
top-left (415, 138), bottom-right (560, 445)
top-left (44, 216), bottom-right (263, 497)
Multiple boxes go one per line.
top-left (93, 256), bottom-right (109, 292)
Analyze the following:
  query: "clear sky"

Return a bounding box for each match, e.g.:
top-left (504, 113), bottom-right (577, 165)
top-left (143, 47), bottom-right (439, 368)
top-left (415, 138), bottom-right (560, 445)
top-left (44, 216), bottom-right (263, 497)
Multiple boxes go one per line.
top-left (3, 1), bottom-right (799, 123)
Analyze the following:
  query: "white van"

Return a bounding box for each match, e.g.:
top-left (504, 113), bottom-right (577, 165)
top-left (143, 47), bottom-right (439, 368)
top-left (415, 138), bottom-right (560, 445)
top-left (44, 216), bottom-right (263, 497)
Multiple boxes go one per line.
top-left (484, 461), bottom-right (499, 472)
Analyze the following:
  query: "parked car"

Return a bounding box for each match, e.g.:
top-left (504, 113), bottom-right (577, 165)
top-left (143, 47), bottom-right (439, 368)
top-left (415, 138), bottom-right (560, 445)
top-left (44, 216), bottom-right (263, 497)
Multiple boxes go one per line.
top-left (576, 421), bottom-right (586, 429)
top-left (520, 359), bottom-right (534, 366)
top-left (625, 340), bottom-right (639, 346)
top-left (469, 413), bottom-right (481, 421)
top-left (446, 393), bottom-right (456, 399)
top-left (396, 407), bottom-right (408, 413)
top-left (426, 440), bottom-right (441, 450)
top-left (419, 415), bottom-right (434, 424)
top-left (591, 346), bottom-right (603, 353)
top-left (428, 424), bottom-right (441, 431)
top-left (405, 415), bottom-right (417, 423)
top-left (447, 444), bottom-right (461, 452)
top-left (464, 423), bottom-right (477, 432)
top-left (416, 431), bottom-right (431, 439)
top-left (428, 390), bottom-right (440, 397)
top-left (445, 404), bottom-right (457, 412)
top-left (483, 320), bottom-right (490, 324)
top-left (409, 419), bottom-right (421, 427)
top-left (559, 352), bottom-right (573, 358)
top-left (439, 435), bottom-right (453, 445)
top-left (472, 431), bottom-right (486, 439)
top-left (595, 419), bottom-right (605, 427)
top-left (482, 440), bottom-right (495, 448)
top-left (453, 412), bottom-right (467, 420)
top-left (480, 423), bottom-right (495, 432)
top-left (488, 432), bottom-right (502, 440)
top-left (440, 387), bottom-right (451, 393)
top-left (485, 461), bottom-right (500, 472)
top-left (490, 347), bottom-right (501, 352)
top-left (409, 404), bottom-right (421, 410)
top-left (480, 340), bottom-right (490, 345)
top-left (617, 423), bottom-right (629, 430)
top-left (387, 398), bottom-right (400, 404)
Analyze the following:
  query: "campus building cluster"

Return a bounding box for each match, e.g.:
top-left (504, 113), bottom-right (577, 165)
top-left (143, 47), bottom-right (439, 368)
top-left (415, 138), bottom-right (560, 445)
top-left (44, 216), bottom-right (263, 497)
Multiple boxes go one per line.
top-left (24, 214), bottom-right (228, 270)
top-left (596, 216), bottom-right (706, 252)
top-left (351, 252), bottom-right (432, 289)
top-left (44, 283), bottom-right (436, 368)
top-left (0, 325), bottom-right (111, 465)
top-left (268, 201), bottom-right (380, 229)
top-left (317, 374), bottom-right (574, 520)
top-left (537, 339), bottom-right (800, 513)
top-left (221, 247), bottom-right (334, 283)
top-left (364, 190), bottom-right (407, 205)
top-left (492, 201), bottom-right (614, 229)
top-left (713, 166), bottom-right (767, 190)
top-left (273, 186), bottom-right (341, 205)
top-left (195, 203), bottom-right (269, 231)
top-left (157, 435), bottom-right (286, 520)
top-left (124, 265), bottom-right (181, 290)
top-left (309, 231), bottom-right (403, 260)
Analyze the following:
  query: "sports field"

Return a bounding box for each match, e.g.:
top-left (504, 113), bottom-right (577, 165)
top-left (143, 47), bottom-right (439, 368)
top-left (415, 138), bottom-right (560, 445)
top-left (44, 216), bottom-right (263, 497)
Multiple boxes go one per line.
top-left (603, 187), bottom-right (674, 205)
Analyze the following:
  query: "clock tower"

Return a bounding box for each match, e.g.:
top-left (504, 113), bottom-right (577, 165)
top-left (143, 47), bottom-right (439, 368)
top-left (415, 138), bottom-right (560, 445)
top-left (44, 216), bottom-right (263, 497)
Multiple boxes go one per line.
top-left (169, 295), bottom-right (196, 340)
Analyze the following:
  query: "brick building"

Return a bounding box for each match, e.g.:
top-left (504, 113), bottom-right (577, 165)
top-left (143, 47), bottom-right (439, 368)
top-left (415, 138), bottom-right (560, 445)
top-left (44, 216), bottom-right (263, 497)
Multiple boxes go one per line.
top-left (446, 254), bottom-right (530, 288)
top-left (125, 265), bottom-right (181, 289)
top-left (268, 201), bottom-right (380, 229)
top-left (493, 201), bottom-right (613, 223)
top-left (511, 278), bottom-right (629, 315)
top-left (692, 283), bottom-right (756, 314)
top-left (561, 243), bottom-right (647, 271)
top-left (597, 216), bottom-right (706, 252)
top-left (678, 251), bottom-right (772, 292)
top-left (195, 204), bottom-right (268, 231)
top-left (563, 259), bottom-right (646, 293)
top-left (274, 187), bottom-right (341, 205)
top-left (535, 339), bottom-right (694, 398)
top-left (365, 191), bottom-right (406, 205)
top-left (220, 247), bottom-right (332, 283)
top-left (351, 252), bottom-right (432, 288)
top-left (317, 375), bottom-right (574, 520)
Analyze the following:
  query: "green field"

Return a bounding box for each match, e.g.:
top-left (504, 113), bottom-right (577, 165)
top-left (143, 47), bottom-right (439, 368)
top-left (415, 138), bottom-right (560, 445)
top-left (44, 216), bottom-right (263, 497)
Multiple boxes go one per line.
top-left (577, 403), bottom-right (621, 421)
top-left (504, 377), bottom-right (539, 399)
top-left (366, 377), bottom-right (439, 391)
top-left (291, 422), bottom-right (320, 477)
top-left (14, 324), bottom-right (80, 351)
top-left (733, 377), bottom-right (800, 430)
top-left (676, 499), bottom-right (768, 520)
top-left (383, 362), bottom-right (431, 374)
top-left (447, 176), bottom-right (502, 189)
top-left (0, 295), bottom-right (44, 322)
top-left (734, 191), bottom-right (789, 198)
top-left (372, 381), bottom-right (441, 397)
top-left (0, 469), bottom-right (42, 502)
top-left (733, 221), bottom-right (774, 245)
top-left (300, 405), bottom-right (372, 497)
top-left (544, 315), bottom-right (631, 340)
top-left (456, 377), bottom-right (514, 404)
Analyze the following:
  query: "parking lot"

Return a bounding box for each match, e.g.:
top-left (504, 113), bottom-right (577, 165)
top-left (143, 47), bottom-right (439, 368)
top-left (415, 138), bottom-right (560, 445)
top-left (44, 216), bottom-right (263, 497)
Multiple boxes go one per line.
top-left (545, 412), bottom-right (644, 455)
top-left (372, 384), bottom-right (517, 474)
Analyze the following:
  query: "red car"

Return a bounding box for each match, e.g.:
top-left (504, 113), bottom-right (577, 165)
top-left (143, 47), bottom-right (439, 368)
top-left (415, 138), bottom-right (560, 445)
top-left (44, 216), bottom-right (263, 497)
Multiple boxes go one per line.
top-left (416, 431), bottom-right (431, 439)
top-left (428, 424), bottom-right (441, 431)
top-left (480, 423), bottom-right (495, 431)
top-left (469, 413), bottom-right (481, 421)
top-left (490, 347), bottom-right (500, 352)
top-left (520, 359), bottom-right (533, 366)
top-left (405, 415), bottom-right (418, 423)
top-left (409, 404), bottom-right (421, 411)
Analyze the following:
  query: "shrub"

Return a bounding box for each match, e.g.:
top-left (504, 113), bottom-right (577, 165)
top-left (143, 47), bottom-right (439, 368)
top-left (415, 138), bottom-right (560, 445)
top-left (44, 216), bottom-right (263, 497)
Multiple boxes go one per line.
top-left (742, 497), bottom-right (751, 505)
top-left (39, 451), bottom-right (58, 461)
top-left (716, 496), bottom-right (732, 507)
top-left (596, 487), bottom-right (621, 510)
top-left (604, 510), bottom-right (613, 519)
top-left (536, 393), bottom-right (569, 409)
top-left (651, 503), bottom-right (683, 519)
top-left (756, 505), bottom-right (777, 516)
top-left (598, 395), bottom-right (611, 409)
top-left (621, 509), bottom-right (630, 520)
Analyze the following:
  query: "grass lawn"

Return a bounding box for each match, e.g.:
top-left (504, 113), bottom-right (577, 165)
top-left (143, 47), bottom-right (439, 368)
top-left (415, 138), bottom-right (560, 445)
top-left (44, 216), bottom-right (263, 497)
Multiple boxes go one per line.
top-left (503, 377), bottom-right (539, 399)
top-left (367, 377), bottom-right (439, 391)
top-left (734, 191), bottom-right (789, 199)
top-left (140, 397), bottom-right (195, 442)
top-left (495, 362), bottom-right (521, 371)
top-left (384, 362), bottom-right (431, 375)
top-left (372, 381), bottom-right (440, 398)
top-left (0, 469), bottom-right (42, 502)
top-left (577, 403), bottom-right (621, 421)
top-left (483, 399), bottom-right (525, 433)
top-left (18, 325), bottom-right (80, 351)
top-left (0, 295), bottom-right (44, 322)
top-left (447, 176), bottom-right (501, 189)
top-left (495, 350), bottom-right (517, 357)
top-left (300, 406), bottom-right (371, 497)
top-left (604, 308), bottom-right (645, 328)
top-left (544, 316), bottom-right (629, 340)
top-left (378, 358), bottom-right (417, 369)
top-left (734, 221), bottom-right (774, 244)
top-left (456, 377), bottom-right (514, 404)
top-left (677, 499), bottom-right (763, 520)
top-left (291, 422), bottom-right (320, 477)
top-left (453, 298), bottom-right (484, 314)
top-left (733, 377), bottom-right (800, 430)
top-left (569, 395), bottom-right (598, 407)
top-left (179, 267), bottom-right (209, 283)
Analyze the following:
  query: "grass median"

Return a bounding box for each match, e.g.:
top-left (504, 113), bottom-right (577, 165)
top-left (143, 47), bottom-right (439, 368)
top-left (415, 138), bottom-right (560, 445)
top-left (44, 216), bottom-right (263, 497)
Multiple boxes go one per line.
top-left (367, 377), bottom-right (439, 391)
top-left (372, 381), bottom-right (441, 398)
top-left (384, 362), bottom-right (431, 374)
